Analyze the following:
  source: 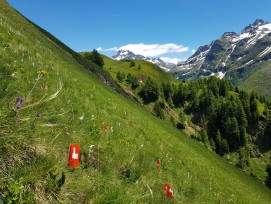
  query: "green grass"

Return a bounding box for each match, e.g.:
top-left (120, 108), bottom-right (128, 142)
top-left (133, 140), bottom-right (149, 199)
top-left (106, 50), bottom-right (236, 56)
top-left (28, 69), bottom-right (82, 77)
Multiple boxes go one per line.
top-left (101, 54), bottom-right (180, 84)
top-left (237, 61), bottom-right (271, 98)
top-left (1, 0), bottom-right (271, 203)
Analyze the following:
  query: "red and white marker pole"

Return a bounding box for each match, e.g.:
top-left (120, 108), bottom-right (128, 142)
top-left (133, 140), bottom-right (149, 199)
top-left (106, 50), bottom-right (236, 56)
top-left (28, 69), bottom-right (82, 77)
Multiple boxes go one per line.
top-left (67, 144), bottom-right (80, 168)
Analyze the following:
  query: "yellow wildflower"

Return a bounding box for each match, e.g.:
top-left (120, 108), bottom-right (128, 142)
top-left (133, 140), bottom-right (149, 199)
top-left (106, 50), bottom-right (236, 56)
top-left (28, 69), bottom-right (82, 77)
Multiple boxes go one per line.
top-left (37, 70), bottom-right (47, 75)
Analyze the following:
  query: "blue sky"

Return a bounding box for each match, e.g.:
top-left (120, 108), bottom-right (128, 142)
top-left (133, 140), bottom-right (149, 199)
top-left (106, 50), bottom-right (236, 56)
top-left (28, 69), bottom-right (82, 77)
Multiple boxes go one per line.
top-left (7, 0), bottom-right (271, 64)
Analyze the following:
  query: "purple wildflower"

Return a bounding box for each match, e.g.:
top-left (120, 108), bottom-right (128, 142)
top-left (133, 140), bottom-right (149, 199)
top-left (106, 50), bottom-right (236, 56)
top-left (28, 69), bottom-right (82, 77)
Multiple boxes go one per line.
top-left (16, 103), bottom-right (22, 109)
top-left (17, 97), bottom-right (24, 103)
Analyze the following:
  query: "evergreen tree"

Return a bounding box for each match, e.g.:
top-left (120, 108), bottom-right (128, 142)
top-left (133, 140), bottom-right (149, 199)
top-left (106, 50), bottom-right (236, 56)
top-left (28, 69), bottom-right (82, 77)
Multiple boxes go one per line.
top-left (240, 126), bottom-right (248, 147)
top-left (250, 98), bottom-right (259, 127)
top-left (201, 130), bottom-right (210, 147)
top-left (237, 147), bottom-right (250, 170)
top-left (265, 157), bottom-right (271, 188)
top-left (219, 79), bottom-right (229, 97)
top-left (141, 77), bottom-right (160, 102)
top-left (173, 83), bottom-right (188, 107)
top-left (178, 108), bottom-right (187, 129)
top-left (167, 95), bottom-right (174, 108)
top-left (265, 115), bottom-right (271, 148)
top-left (131, 76), bottom-right (140, 89)
top-left (239, 91), bottom-right (251, 122)
top-left (235, 86), bottom-right (240, 93)
top-left (127, 73), bottom-right (132, 83)
top-left (89, 49), bottom-right (104, 67)
top-left (236, 99), bottom-right (248, 129)
top-left (210, 138), bottom-right (216, 151)
top-left (263, 104), bottom-right (270, 118)
top-left (153, 102), bottom-right (165, 120)
top-left (129, 61), bottom-right (135, 67)
top-left (215, 130), bottom-right (225, 156)
top-left (116, 71), bottom-right (125, 82)
top-left (220, 139), bottom-right (229, 155)
top-left (170, 116), bottom-right (178, 128)
top-left (224, 117), bottom-right (240, 149)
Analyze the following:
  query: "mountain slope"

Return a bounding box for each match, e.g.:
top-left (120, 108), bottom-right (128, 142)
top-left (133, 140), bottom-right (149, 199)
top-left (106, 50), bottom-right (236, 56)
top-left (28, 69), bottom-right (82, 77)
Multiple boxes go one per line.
top-left (1, 1), bottom-right (271, 203)
top-left (173, 19), bottom-right (271, 97)
top-left (103, 54), bottom-right (179, 84)
top-left (112, 49), bottom-right (175, 71)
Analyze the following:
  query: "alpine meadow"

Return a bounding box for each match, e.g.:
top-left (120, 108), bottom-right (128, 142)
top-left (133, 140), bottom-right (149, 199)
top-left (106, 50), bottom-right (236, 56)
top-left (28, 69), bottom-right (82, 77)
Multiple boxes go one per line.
top-left (1, 0), bottom-right (271, 204)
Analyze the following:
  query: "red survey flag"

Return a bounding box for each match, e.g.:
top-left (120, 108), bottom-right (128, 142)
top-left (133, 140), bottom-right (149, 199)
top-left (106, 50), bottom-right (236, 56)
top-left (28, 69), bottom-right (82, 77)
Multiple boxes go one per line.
top-left (157, 159), bottom-right (161, 172)
top-left (103, 125), bottom-right (110, 132)
top-left (163, 183), bottom-right (175, 199)
top-left (67, 144), bottom-right (80, 168)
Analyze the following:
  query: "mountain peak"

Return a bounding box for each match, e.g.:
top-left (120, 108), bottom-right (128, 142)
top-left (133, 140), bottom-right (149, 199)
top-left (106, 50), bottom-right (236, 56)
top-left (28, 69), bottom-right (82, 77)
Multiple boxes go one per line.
top-left (241, 19), bottom-right (269, 34)
top-left (222, 32), bottom-right (238, 38)
top-left (112, 49), bottom-right (175, 71)
top-left (112, 49), bottom-right (145, 61)
top-left (252, 19), bottom-right (266, 26)
top-left (174, 19), bottom-right (271, 89)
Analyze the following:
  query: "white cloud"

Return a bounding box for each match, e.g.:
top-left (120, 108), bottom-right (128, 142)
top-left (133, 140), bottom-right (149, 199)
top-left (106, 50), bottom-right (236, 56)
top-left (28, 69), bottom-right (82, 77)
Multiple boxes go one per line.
top-left (97, 47), bottom-right (103, 51)
top-left (97, 47), bottom-right (118, 51)
top-left (118, 43), bottom-right (189, 57)
top-left (160, 57), bottom-right (186, 65)
top-left (99, 43), bottom-right (189, 57)
top-left (191, 49), bottom-right (196, 54)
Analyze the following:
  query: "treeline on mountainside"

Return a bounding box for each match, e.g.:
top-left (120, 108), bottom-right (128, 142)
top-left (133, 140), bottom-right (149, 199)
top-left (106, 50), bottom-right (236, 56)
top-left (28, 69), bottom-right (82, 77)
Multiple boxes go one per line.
top-left (113, 70), bottom-right (271, 156)
top-left (115, 71), bottom-right (271, 178)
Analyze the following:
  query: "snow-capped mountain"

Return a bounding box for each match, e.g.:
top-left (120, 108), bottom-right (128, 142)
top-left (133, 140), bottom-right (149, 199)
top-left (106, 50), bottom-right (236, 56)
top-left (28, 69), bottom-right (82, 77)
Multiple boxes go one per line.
top-left (173, 19), bottom-right (271, 87)
top-left (112, 49), bottom-right (174, 71)
top-left (112, 50), bottom-right (146, 61)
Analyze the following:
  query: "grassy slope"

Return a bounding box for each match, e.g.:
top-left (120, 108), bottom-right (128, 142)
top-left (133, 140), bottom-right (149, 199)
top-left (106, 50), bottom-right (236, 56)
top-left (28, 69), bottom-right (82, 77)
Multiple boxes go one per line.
top-left (237, 61), bottom-right (271, 97)
top-left (101, 55), bottom-right (180, 84)
top-left (0, 1), bottom-right (271, 203)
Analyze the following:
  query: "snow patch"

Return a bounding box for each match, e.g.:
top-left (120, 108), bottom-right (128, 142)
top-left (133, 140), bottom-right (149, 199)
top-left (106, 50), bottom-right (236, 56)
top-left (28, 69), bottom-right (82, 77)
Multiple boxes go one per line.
top-left (258, 24), bottom-right (271, 33)
top-left (245, 59), bottom-right (253, 66)
top-left (232, 33), bottom-right (252, 42)
top-left (160, 66), bottom-right (171, 72)
top-left (217, 71), bottom-right (226, 79)
top-left (259, 46), bottom-right (271, 57)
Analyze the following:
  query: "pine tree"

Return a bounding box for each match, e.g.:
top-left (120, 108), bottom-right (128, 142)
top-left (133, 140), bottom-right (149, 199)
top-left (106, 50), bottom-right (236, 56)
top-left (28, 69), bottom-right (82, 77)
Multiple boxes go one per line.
top-left (215, 130), bottom-right (224, 155)
top-left (129, 61), bottom-right (135, 67)
top-left (265, 157), bottom-right (271, 188)
top-left (178, 108), bottom-right (187, 129)
top-left (116, 71), bottom-right (125, 82)
top-left (263, 104), bottom-right (270, 118)
top-left (131, 76), bottom-right (140, 89)
top-left (240, 126), bottom-right (248, 147)
top-left (224, 117), bottom-right (240, 149)
top-left (210, 138), bottom-right (216, 151)
top-left (170, 116), bottom-right (178, 128)
top-left (201, 130), bottom-right (210, 147)
top-left (237, 147), bottom-right (250, 170)
top-left (141, 77), bottom-right (160, 102)
top-left (221, 139), bottom-right (229, 155)
top-left (89, 49), bottom-right (104, 67)
top-left (250, 98), bottom-right (259, 127)
top-left (167, 95), bottom-right (174, 108)
top-left (127, 73), bottom-right (132, 83)
top-left (154, 102), bottom-right (165, 120)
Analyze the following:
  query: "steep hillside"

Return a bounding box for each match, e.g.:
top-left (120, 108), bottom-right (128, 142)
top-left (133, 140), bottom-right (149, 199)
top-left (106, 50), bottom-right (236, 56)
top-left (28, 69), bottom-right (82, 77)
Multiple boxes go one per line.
top-left (1, 1), bottom-right (271, 203)
top-left (102, 55), bottom-right (179, 83)
top-left (172, 19), bottom-right (271, 97)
